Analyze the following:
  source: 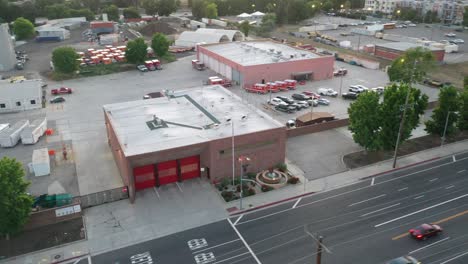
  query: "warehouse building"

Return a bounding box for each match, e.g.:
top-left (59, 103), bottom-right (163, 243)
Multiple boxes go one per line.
top-left (374, 42), bottom-right (445, 62)
top-left (197, 40), bottom-right (335, 86)
top-left (175, 28), bottom-right (244, 48)
top-left (104, 86), bottom-right (286, 202)
top-left (0, 79), bottom-right (43, 113)
top-left (0, 23), bottom-right (16, 71)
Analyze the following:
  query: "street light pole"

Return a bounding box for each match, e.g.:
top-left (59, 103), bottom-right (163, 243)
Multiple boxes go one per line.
top-left (441, 111), bottom-right (451, 146)
top-left (238, 156), bottom-right (250, 210)
top-left (316, 236), bottom-right (324, 264)
top-left (231, 121), bottom-right (235, 186)
top-left (339, 73), bottom-right (344, 96)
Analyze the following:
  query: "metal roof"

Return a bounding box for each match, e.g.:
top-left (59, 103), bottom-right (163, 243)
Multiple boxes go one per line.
top-left (376, 42), bottom-right (443, 51)
top-left (202, 41), bottom-right (321, 66)
top-left (196, 28), bottom-right (244, 41)
top-left (175, 31), bottom-right (230, 47)
top-left (103, 85), bottom-right (283, 157)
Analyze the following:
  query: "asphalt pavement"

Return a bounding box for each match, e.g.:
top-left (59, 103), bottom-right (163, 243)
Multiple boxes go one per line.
top-left (92, 151), bottom-right (468, 264)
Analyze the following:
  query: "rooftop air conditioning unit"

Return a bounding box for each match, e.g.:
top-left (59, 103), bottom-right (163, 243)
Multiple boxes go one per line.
top-left (276, 51), bottom-right (282, 55)
top-left (272, 57), bottom-right (279, 62)
top-left (301, 53), bottom-right (307, 57)
top-left (269, 48), bottom-right (275, 52)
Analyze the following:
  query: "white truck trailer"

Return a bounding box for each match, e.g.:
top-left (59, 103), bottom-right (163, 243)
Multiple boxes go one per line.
top-left (0, 120), bottom-right (29, 147)
top-left (21, 117), bottom-right (47, 145)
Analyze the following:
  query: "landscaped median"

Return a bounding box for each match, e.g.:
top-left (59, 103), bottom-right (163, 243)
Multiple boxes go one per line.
top-left (213, 163), bottom-right (301, 203)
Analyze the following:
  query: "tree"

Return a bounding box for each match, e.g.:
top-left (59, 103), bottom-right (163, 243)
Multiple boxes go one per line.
top-left (205, 2), bottom-right (218, 19)
top-left (13, 17), bottom-right (35, 40)
top-left (158, 0), bottom-right (177, 16)
top-left (387, 47), bottom-right (436, 84)
top-left (151, 33), bottom-right (170, 57)
top-left (103, 5), bottom-right (120, 21)
top-left (69, 8), bottom-right (95, 21)
top-left (125, 37), bottom-right (148, 63)
top-left (52, 47), bottom-right (80, 73)
top-left (458, 90), bottom-right (468, 131)
top-left (348, 91), bottom-right (382, 151)
top-left (379, 83), bottom-right (428, 150)
top-left (425, 86), bottom-right (459, 136)
top-left (191, 0), bottom-right (206, 19)
top-left (0, 157), bottom-right (33, 239)
top-left (123, 7), bottom-right (141, 18)
top-left (464, 6), bottom-right (468, 27)
top-left (45, 4), bottom-right (70, 19)
top-left (143, 0), bottom-right (159, 16)
top-left (238, 21), bottom-right (251, 37)
top-left (344, 0), bottom-right (351, 10)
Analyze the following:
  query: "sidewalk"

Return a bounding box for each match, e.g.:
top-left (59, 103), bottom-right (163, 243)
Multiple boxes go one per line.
top-left (3, 140), bottom-right (467, 264)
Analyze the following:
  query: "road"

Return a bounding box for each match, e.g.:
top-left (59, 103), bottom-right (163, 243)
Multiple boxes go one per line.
top-left (93, 152), bottom-right (468, 264)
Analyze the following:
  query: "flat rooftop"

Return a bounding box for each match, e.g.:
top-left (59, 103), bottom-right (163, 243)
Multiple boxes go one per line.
top-left (376, 42), bottom-right (443, 51)
top-left (103, 85), bottom-right (283, 157)
top-left (203, 41), bottom-right (321, 66)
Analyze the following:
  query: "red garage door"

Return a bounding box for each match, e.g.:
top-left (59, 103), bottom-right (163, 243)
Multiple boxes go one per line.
top-left (133, 165), bottom-right (155, 191)
top-left (179, 155), bottom-right (200, 180)
top-left (157, 160), bottom-right (178, 185)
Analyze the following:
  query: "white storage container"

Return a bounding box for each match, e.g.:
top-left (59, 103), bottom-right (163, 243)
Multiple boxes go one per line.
top-left (32, 148), bottom-right (50, 177)
top-left (0, 123), bottom-right (9, 133)
top-left (0, 120), bottom-right (29, 147)
top-left (21, 117), bottom-right (47, 145)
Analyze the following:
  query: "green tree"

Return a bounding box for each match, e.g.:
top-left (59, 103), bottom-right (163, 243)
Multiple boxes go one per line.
top-left (52, 47), bottom-right (80, 73)
top-left (464, 76), bottom-right (468, 89)
top-left (123, 7), bottom-right (141, 18)
top-left (348, 91), bottom-right (382, 151)
top-left (69, 8), bottom-right (95, 21)
top-left (13, 17), bottom-right (35, 40)
top-left (125, 37), bottom-right (148, 63)
top-left (151, 33), bottom-right (170, 57)
top-left (464, 6), bottom-right (468, 27)
top-left (425, 86), bottom-right (459, 136)
top-left (158, 0), bottom-right (177, 16)
top-left (103, 5), bottom-right (120, 21)
top-left (205, 2), bottom-right (218, 18)
top-left (45, 4), bottom-right (70, 19)
top-left (458, 90), bottom-right (468, 131)
top-left (387, 47), bottom-right (436, 84)
top-left (143, 0), bottom-right (159, 16)
top-left (379, 83), bottom-right (428, 150)
top-left (344, 0), bottom-right (351, 10)
top-left (0, 157), bottom-right (33, 239)
top-left (191, 0), bottom-right (206, 19)
top-left (238, 20), bottom-right (251, 37)
top-left (256, 13), bottom-right (276, 37)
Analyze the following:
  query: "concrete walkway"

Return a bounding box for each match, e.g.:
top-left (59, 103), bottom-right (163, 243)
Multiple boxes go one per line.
top-left (3, 140), bottom-right (468, 264)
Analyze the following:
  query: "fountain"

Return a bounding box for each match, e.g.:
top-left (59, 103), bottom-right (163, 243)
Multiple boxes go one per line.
top-left (256, 168), bottom-right (288, 188)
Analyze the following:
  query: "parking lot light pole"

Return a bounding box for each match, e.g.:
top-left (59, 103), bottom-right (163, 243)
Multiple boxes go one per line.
top-left (441, 111), bottom-right (451, 146)
top-left (238, 156), bottom-right (250, 210)
top-left (339, 73), bottom-right (344, 96)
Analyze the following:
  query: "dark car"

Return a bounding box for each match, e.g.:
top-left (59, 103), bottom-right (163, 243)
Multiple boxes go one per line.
top-left (275, 103), bottom-right (296, 113)
top-left (50, 96), bottom-right (65, 104)
top-left (409, 223), bottom-right (442, 240)
top-left (276, 96), bottom-right (295, 104)
top-left (342, 92), bottom-right (358, 100)
top-left (386, 256), bottom-right (420, 264)
top-left (292, 93), bottom-right (311, 101)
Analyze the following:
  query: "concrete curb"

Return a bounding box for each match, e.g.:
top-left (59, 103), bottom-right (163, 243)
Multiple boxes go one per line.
top-left (360, 156), bottom-right (441, 180)
top-left (229, 191), bottom-right (315, 216)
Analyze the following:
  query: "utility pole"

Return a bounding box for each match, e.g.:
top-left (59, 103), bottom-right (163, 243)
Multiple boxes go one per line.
top-left (316, 236), bottom-right (323, 264)
top-left (339, 73), bottom-right (344, 96)
top-left (441, 111), bottom-right (451, 146)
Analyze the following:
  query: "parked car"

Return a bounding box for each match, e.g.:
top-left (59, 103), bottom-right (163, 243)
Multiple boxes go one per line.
top-left (275, 103), bottom-right (296, 113)
top-left (445, 32), bottom-right (456, 37)
top-left (51, 87), bottom-right (73, 95)
top-left (349, 84), bottom-right (368, 93)
top-left (371, 87), bottom-right (385, 94)
top-left (385, 256), bottom-right (420, 264)
top-left (296, 101), bottom-right (310, 109)
top-left (50, 96), bottom-right (65, 104)
top-left (318, 88), bottom-right (338, 97)
top-left (292, 93), bottom-right (312, 101)
top-left (290, 102), bottom-right (302, 110)
top-left (317, 98), bottom-right (330, 105)
top-left (452, 39), bottom-right (464, 44)
top-left (333, 68), bottom-right (348, 76)
top-left (286, 119), bottom-right (296, 128)
top-left (307, 99), bottom-right (319, 106)
top-left (342, 92), bottom-right (359, 100)
top-left (423, 79), bottom-right (443, 87)
top-left (276, 96), bottom-right (295, 104)
top-left (137, 65), bottom-right (148, 72)
top-left (408, 23), bottom-right (417, 27)
top-left (268, 98), bottom-right (284, 106)
top-left (409, 223), bottom-right (442, 240)
top-left (302, 91), bottom-right (321, 99)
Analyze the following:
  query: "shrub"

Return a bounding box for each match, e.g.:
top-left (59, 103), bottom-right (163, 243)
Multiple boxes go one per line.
top-left (220, 177), bottom-right (231, 188)
top-left (221, 191), bottom-right (234, 202)
top-left (261, 185), bottom-right (274, 192)
top-left (277, 163), bottom-right (287, 172)
top-left (288, 177), bottom-right (299, 184)
top-left (247, 188), bottom-right (256, 196)
top-left (246, 172), bottom-right (256, 179)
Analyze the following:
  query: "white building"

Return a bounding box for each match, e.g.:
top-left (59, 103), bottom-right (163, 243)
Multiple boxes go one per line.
top-left (0, 79), bottom-right (42, 113)
top-left (365, 0), bottom-right (401, 14)
top-left (0, 23), bottom-right (16, 71)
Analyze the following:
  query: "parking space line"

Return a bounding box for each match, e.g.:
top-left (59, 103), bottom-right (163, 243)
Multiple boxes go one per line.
top-left (414, 195), bottom-right (425, 200)
top-left (233, 215), bottom-right (243, 225)
top-left (446, 185), bottom-right (455, 190)
top-left (458, 169), bottom-right (466, 173)
top-left (360, 203), bottom-right (401, 217)
top-left (398, 187), bottom-right (408, 191)
top-left (153, 187), bottom-right (160, 199)
top-left (227, 218), bottom-right (262, 264)
top-left (409, 237), bottom-right (450, 254)
top-left (453, 155), bottom-right (456, 162)
top-left (292, 198), bottom-right (302, 209)
top-left (440, 251), bottom-right (468, 264)
top-left (371, 177), bottom-right (375, 186)
top-left (429, 178), bottom-right (439, 182)
top-left (348, 194), bottom-right (386, 207)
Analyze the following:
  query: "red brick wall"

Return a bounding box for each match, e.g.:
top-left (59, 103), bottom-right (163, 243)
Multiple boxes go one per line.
top-left (375, 46), bottom-right (444, 62)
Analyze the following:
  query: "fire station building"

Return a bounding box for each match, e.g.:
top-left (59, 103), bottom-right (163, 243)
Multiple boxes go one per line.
top-left (104, 86), bottom-right (286, 202)
top-left (196, 40), bottom-right (335, 86)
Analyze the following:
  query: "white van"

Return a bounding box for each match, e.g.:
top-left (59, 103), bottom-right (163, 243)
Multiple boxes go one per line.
top-left (317, 88), bottom-right (338, 97)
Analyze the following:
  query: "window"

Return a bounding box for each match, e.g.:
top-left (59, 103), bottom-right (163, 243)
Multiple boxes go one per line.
top-left (16, 101), bottom-right (21, 106)
top-left (0, 104), bottom-right (5, 108)
top-left (30, 100), bottom-right (36, 105)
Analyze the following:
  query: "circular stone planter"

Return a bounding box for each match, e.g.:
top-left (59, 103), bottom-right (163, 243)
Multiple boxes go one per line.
top-left (256, 169), bottom-right (288, 189)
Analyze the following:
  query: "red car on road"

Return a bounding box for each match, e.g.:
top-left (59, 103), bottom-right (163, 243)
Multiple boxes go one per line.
top-left (409, 224), bottom-right (442, 240)
top-left (51, 87), bottom-right (73, 95)
top-left (302, 91), bottom-right (321, 99)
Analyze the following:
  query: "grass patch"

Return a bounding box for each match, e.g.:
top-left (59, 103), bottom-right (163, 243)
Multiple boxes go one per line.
top-left (428, 61), bottom-right (468, 90)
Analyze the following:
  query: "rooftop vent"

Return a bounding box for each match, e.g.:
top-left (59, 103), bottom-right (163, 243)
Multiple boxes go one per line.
top-left (269, 48), bottom-right (274, 52)
top-left (276, 51), bottom-right (282, 55)
top-left (301, 53), bottom-right (307, 57)
top-left (272, 57), bottom-right (279, 62)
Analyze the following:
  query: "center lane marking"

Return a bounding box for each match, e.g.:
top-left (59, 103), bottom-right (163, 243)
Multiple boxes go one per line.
top-left (408, 237), bottom-right (450, 254)
top-left (348, 194), bottom-right (386, 207)
top-left (360, 203), bottom-right (401, 217)
top-left (376, 193), bottom-right (468, 228)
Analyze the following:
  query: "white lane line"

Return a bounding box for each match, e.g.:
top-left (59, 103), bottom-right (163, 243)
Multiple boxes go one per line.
top-left (348, 194), bottom-right (386, 207)
top-left (192, 239), bottom-right (241, 254)
top-left (414, 195), bottom-right (425, 200)
top-left (398, 187), bottom-right (409, 192)
top-left (213, 252), bottom-right (250, 264)
top-left (446, 185), bottom-right (455, 190)
top-left (409, 237), bottom-right (450, 254)
top-left (292, 198), bottom-right (302, 209)
top-left (233, 215), bottom-right (243, 225)
top-left (374, 193), bottom-right (468, 227)
top-left (227, 218), bottom-right (262, 264)
top-left (429, 178), bottom-right (439, 182)
top-left (458, 169), bottom-right (466, 173)
top-left (440, 250), bottom-right (468, 264)
top-left (453, 155), bottom-right (456, 162)
top-left (371, 177), bottom-right (375, 186)
top-left (360, 203), bottom-right (401, 217)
